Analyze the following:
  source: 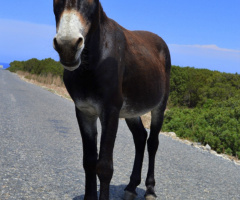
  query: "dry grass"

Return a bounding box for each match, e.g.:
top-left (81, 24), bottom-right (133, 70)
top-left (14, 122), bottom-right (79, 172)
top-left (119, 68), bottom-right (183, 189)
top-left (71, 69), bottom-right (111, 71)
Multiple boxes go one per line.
top-left (141, 113), bottom-right (151, 129)
top-left (16, 71), bottom-right (71, 99)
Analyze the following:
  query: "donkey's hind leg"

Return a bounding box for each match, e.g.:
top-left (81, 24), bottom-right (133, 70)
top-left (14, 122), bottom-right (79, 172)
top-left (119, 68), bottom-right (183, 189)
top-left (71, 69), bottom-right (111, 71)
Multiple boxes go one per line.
top-left (124, 117), bottom-right (148, 200)
top-left (145, 101), bottom-right (167, 199)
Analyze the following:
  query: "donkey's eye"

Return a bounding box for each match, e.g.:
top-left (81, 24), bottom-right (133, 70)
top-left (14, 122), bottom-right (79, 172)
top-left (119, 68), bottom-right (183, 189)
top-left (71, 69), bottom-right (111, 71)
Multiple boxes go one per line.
top-left (54, 0), bottom-right (64, 15)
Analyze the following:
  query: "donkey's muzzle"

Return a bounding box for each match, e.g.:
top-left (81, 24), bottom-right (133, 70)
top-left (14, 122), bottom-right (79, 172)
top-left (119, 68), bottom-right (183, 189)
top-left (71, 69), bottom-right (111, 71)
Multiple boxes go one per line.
top-left (53, 36), bottom-right (84, 70)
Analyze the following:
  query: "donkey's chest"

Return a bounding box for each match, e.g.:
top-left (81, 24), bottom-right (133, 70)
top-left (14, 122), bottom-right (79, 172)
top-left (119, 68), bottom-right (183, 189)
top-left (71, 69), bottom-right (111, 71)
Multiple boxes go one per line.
top-left (75, 98), bottom-right (100, 116)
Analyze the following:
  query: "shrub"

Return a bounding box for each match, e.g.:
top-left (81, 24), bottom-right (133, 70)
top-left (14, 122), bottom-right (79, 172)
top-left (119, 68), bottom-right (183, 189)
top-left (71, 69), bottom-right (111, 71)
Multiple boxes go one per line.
top-left (8, 58), bottom-right (63, 78)
top-left (162, 96), bottom-right (240, 157)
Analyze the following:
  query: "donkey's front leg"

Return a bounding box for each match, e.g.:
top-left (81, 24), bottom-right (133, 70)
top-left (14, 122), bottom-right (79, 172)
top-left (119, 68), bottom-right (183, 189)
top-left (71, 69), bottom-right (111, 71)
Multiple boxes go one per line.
top-left (76, 107), bottom-right (98, 200)
top-left (97, 107), bottom-right (120, 200)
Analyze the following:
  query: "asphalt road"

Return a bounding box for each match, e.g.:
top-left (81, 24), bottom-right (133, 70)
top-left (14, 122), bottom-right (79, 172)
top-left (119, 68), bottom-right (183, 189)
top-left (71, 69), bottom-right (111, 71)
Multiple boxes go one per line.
top-left (0, 69), bottom-right (240, 200)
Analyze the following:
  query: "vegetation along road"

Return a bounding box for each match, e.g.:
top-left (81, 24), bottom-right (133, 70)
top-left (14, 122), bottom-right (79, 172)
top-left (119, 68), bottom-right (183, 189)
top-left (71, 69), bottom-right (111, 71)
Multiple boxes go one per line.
top-left (0, 69), bottom-right (240, 199)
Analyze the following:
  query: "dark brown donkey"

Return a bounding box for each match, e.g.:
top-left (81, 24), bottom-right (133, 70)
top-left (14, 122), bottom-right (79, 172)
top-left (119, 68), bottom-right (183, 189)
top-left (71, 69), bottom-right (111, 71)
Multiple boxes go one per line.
top-left (53, 0), bottom-right (171, 199)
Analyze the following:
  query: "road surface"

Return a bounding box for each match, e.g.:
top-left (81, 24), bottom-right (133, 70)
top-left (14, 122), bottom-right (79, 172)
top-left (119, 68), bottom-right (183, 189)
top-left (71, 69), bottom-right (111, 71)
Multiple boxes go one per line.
top-left (0, 69), bottom-right (240, 200)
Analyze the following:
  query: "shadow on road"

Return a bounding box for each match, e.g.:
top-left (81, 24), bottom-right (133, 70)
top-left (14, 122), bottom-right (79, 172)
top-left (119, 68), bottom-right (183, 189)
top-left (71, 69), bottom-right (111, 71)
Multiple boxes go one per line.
top-left (73, 184), bottom-right (146, 200)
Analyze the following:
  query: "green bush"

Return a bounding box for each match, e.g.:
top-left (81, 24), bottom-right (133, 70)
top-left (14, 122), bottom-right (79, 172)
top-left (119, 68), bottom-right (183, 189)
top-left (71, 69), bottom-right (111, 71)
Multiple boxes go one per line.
top-left (8, 58), bottom-right (63, 78)
top-left (169, 66), bottom-right (240, 108)
top-left (162, 95), bottom-right (240, 156)
top-left (164, 66), bottom-right (240, 157)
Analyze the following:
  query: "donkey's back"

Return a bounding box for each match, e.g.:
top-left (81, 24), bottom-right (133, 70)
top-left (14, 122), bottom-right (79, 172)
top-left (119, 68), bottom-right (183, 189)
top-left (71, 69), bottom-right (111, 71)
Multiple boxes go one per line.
top-left (118, 26), bottom-right (171, 118)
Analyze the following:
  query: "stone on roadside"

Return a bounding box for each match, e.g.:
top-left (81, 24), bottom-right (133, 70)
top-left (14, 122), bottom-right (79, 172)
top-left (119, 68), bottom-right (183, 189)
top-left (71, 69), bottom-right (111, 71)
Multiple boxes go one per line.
top-left (168, 132), bottom-right (177, 137)
top-left (205, 144), bottom-right (211, 151)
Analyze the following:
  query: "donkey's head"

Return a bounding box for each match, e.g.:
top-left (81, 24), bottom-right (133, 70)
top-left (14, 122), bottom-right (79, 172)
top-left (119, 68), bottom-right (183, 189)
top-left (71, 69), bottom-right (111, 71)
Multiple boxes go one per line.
top-left (53, 0), bottom-right (98, 71)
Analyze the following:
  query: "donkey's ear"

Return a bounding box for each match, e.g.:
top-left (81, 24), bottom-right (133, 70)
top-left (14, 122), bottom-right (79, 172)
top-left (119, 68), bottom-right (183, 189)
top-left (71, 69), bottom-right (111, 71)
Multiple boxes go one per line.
top-left (88, 0), bottom-right (99, 3)
top-left (54, 0), bottom-right (65, 8)
top-left (54, 0), bottom-right (63, 4)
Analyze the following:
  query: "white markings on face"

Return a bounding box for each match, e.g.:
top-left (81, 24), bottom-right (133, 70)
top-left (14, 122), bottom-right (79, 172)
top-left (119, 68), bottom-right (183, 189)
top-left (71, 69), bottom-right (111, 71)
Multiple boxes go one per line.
top-left (54, 10), bottom-right (87, 71)
top-left (56, 10), bottom-right (85, 41)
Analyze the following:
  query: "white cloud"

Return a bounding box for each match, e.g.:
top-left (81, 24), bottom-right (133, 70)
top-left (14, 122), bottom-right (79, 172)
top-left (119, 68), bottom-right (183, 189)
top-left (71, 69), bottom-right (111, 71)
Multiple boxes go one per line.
top-left (170, 44), bottom-right (240, 53)
top-left (0, 19), bottom-right (59, 63)
top-left (169, 44), bottom-right (240, 73)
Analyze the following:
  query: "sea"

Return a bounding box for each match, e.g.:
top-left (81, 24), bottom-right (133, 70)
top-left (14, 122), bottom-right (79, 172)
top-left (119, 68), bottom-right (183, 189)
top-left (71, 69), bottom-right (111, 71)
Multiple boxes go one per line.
top-left (0, 63), bottom-right (10, 69)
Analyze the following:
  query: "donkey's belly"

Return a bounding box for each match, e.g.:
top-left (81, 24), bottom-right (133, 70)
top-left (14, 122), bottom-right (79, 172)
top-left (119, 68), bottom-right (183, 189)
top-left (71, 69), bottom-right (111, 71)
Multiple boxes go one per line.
top-left (119, 98), bottom-right (159, 118)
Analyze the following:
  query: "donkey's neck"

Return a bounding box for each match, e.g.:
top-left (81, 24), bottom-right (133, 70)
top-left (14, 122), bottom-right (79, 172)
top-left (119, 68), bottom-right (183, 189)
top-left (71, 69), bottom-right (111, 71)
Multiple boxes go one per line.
top-left (98, 2), bottom-right (108, 23)
top-left (89, 2), bottom-right (108, 34)
top-left (78, 2), bottom-right (109, 71)
top-left (84, 2), bottom-right (109, 49)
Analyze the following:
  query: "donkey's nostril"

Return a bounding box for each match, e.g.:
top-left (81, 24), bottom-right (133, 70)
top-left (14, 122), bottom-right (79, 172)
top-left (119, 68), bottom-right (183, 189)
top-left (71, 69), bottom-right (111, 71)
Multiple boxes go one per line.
top-left (76, 37), bottom-right (84, 49)
top-left (53, 38), bottom-right (57, 50)
top-left (53, 36), bottom-right (84, 52)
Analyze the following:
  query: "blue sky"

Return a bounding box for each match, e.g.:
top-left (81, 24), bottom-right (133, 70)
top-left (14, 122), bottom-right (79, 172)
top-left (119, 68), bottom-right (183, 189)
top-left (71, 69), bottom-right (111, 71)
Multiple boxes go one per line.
top-left (0, 0), bottom-right (240, 73)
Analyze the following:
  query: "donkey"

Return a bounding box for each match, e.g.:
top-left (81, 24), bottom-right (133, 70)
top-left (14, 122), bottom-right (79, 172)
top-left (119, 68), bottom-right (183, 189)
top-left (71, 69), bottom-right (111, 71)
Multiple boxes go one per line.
top-left (53, 0), bottom-right (171, 199)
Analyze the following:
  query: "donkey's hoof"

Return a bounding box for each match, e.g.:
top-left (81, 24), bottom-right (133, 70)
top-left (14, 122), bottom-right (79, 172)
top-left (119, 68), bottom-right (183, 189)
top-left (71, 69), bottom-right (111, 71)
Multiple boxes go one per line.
top-left (145, 195), bottom-right (157, 200)
top-left (124, 190), bottom-right (137, 200)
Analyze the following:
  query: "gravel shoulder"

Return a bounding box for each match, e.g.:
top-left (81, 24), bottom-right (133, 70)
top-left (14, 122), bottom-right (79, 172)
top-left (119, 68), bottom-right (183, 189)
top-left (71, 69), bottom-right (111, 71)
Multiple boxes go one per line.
top-left (1, 70), bottom-right (240, 200)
